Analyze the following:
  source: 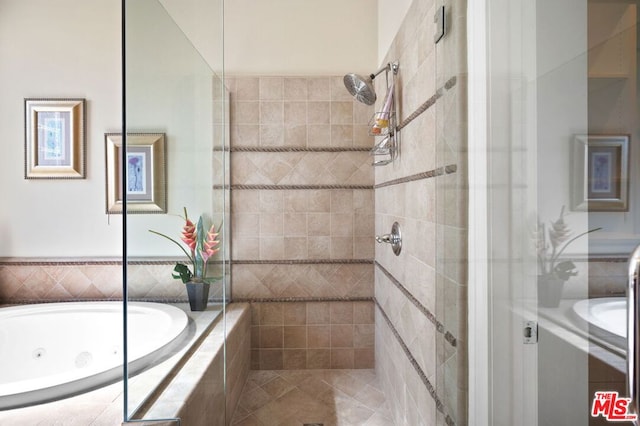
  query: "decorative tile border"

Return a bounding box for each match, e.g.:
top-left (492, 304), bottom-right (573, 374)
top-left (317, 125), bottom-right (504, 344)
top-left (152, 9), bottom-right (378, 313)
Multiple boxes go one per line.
top-left (375, 261), bottom-right (457, 348)
top-left (397, 76), bottom-right (457, 131)
top-left (232, 184), bottom-right (373, 190)
top-left (0, 258), bottom-right (122, 266)
top-left (588, 257), bottom-right (627, 262)
top-left (2, 297), bottom-right (228, 305)
top-left (231, 146), bottom-right (371, 152)
top-left (0, 258), bottom-right (230, 266)
top-left (374, 164), bottom-right (457, 189)
top-left (233, 259), bottom-right (372, 265)
top-left (375, 299), bottom-right (456, 426)
top-left (232, 296), bottom-right (373, 303)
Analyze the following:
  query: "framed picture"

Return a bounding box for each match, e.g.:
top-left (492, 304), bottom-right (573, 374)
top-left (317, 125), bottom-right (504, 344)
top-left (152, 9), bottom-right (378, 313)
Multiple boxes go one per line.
top-left (24, 98), bottom-right (86, 179)
top-left (572, 134), bottom-right (629, 211)
top-left (105, 133), bottom-right (167, 214)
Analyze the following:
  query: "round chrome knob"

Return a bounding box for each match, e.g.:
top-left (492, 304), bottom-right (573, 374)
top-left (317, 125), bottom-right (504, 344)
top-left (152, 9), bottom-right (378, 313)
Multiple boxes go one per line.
top-left (375, 222), bottom-right (402, 256)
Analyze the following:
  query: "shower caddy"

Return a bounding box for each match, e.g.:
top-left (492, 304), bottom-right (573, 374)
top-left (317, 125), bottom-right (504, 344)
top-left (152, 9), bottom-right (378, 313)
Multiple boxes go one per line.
top-left (343, 61), bottom-right (400, 166)
top-left (369, 61), bottom-right (400, 166)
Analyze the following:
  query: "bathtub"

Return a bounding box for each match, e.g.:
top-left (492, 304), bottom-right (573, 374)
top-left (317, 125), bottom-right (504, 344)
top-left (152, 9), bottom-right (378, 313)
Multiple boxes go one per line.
top-left (0, 301), bottom-right (188, 410)
top-left (571, 297), bottom-right (626, 349)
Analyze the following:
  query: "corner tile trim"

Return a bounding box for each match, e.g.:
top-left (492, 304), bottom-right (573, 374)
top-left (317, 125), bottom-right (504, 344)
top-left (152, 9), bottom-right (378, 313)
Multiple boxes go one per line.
top-left (231, 184), bottom-right (373, 190)
top-left (375, 299), bottom-right (456, 426)
top-left (374, 164), bottom-right (457, 189)
top-left (375, 261), bottom-right (457, 347)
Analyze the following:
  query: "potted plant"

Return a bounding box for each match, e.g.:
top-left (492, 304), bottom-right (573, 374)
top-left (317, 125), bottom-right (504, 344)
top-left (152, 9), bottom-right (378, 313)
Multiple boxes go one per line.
top-left (149, 207), bottom-right (220, 311)
top-left (536, 206), bottom-right (600, 307)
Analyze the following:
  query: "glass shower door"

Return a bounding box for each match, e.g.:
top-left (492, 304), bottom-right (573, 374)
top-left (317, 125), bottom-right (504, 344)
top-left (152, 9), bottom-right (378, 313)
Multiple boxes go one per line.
top-left (482, 0), bottom-right (639, 424)
top-left (122, 0), bottom-right (227, 422)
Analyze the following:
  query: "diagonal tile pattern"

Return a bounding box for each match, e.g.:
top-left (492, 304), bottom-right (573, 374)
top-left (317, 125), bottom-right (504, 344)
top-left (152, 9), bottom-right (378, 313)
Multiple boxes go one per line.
top-left (232, 152), bottom-right (373, 186)
top-left (0, 262), bottom-right (221, 303)
top-left (231, 264), bottom-right (374, 299)
top-left (231, 369), bottom-right (395, 426)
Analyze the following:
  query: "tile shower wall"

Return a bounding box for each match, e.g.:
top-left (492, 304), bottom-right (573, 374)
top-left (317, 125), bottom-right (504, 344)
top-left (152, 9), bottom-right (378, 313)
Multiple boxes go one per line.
top-left (225, 76), bottom-right (376, 369)
top-left (249, 301), bottom-right (375, 370)
top-left (373, 0), bottom-right (468, 425)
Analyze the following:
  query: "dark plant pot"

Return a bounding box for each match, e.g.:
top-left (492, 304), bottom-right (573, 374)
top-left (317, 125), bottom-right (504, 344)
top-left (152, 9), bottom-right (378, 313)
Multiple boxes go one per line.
top-left (538, 275), bottom-right (565, 308)
top-left (186, 282), bottom-right (210, 311)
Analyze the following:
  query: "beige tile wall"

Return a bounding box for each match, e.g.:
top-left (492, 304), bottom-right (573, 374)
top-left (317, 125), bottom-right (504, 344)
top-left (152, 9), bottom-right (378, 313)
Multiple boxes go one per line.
top-left (231, 263), bottom-right (373, 299)
top-left (226, 75), bottom-right (376, 370)
top-left (373, 0), bottom-right (468, 424)
top-left (231, 189), bottom-right (374, 262)
top-left (226, 76), bottom-right (373, 149)
top-left (249, 301), bottom-right (374, 370)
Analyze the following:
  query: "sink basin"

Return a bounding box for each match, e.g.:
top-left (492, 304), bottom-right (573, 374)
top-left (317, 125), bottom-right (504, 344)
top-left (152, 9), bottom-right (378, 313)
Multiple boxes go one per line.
top-left (572, 297), bottom-right (626, 338)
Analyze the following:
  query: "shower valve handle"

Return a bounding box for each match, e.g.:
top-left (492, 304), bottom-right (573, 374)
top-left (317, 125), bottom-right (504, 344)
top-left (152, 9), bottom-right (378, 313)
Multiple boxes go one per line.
top-left (375, 234), bottom-right (398, 244)
top-left (375, 222), bottom-right (402, 256)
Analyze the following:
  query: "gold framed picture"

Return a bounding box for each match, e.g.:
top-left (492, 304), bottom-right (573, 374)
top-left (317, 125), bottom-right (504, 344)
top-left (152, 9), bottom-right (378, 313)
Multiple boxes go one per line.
top-left (105, 133), bottom-right (167, 214)
top-left (572, 134), bottom-right (629, 212)
top-left (24, 98), bottom-right (86, 179)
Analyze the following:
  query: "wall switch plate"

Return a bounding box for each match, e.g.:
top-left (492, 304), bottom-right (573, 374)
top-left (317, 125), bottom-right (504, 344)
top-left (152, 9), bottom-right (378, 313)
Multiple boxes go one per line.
top-left (434, 5), bottom-right (445, 43)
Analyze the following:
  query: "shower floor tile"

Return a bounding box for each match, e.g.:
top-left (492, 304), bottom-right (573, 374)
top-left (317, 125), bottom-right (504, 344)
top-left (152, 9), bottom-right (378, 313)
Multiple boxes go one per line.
top-left (230, 369), bottom-right (395, 426)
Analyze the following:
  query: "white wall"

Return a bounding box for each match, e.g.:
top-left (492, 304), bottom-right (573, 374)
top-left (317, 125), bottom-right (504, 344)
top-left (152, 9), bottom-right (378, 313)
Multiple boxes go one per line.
top-left (0, 0), bottom-right (122, 257)
top-left (377, 0), bottom-right (412, 64)
top-left (125, 0), bottom-right (219, 257)
top-left (158, 0), bottom-right (224, 74)
top-left (536, 0), bottom-right (590, 255)
top-left (224, 0), bottom-right (378, 75)
top-left (0, 0), bottom-right (223, 258)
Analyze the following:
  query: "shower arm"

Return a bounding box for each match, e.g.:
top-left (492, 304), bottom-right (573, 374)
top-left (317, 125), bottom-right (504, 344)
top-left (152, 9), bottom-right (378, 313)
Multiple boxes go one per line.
top-left (369, 62), bottom-right (399, 81)
top-left (627, 243), bottom-right (640, 425)
top-left (369, 64), bottom-right (389, 81)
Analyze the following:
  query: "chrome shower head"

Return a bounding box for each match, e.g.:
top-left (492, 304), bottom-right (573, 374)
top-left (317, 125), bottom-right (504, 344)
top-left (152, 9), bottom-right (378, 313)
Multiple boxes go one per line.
top-left (343, 73), bottom-right (377, 105)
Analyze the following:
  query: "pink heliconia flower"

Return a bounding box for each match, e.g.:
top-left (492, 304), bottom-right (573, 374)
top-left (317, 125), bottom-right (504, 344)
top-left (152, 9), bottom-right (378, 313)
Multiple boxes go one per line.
top-left (181, 219), bottom-right (197, 253)
top-left (200, 225), bottom-right (221, 263)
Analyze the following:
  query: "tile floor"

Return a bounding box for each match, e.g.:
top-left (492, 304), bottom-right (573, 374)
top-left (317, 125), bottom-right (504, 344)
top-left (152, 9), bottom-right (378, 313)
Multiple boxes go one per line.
top-left (230, 369), bottom-right (395, 426)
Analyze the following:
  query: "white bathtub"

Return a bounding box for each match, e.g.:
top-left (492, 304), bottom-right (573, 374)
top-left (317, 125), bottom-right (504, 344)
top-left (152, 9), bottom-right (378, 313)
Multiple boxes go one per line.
top-left (572, 297), bottom-right (626, 349)
top-left (0, 301), bottom-right (188, 410)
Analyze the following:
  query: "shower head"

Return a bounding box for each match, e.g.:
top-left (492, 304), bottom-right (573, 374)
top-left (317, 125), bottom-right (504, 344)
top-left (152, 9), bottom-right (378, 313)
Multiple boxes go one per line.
top-left (343, 73), bottom-right (377, 105)
top-left (343, 63), bottom-right (394, 105)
